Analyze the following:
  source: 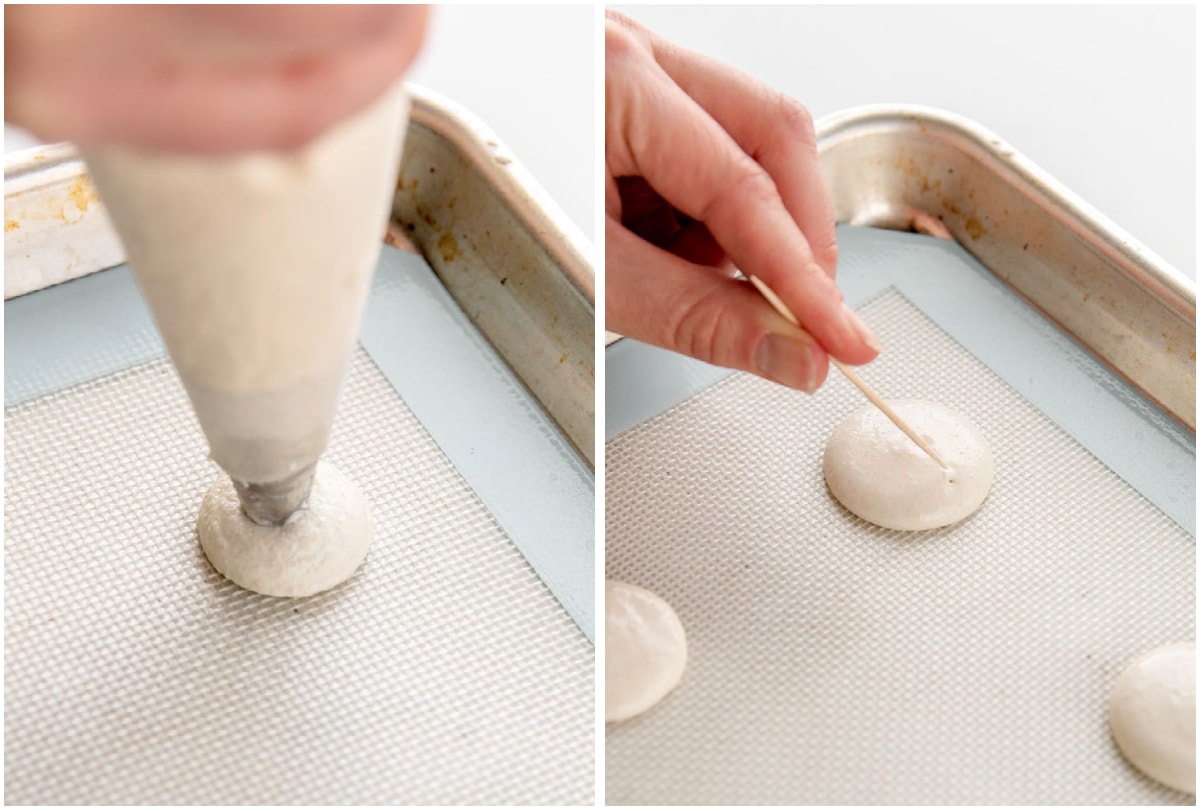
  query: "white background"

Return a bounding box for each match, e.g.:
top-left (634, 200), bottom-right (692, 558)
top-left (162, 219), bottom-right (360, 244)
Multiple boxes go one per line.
top-left (407, 4), bottom-right (595, 244)
top-left (610, 3), bottom-right (1196, 278)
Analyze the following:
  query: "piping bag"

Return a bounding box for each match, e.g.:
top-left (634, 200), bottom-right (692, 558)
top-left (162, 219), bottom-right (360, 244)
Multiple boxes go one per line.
top-left (81, 82), bottom-right (410, 526)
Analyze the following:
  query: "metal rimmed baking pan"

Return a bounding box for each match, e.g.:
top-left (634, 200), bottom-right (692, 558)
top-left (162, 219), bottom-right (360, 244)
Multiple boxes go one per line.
top-left (605, 106), bottom-right (1194, 805)
top-left (819, 105), bottom-right (1194, 431)
top-left (5, 85), bottom-right (595, 805)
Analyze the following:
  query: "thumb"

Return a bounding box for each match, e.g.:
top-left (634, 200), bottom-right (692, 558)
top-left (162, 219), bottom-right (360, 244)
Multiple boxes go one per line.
top-left (607, 221), bottom-right (830, 393)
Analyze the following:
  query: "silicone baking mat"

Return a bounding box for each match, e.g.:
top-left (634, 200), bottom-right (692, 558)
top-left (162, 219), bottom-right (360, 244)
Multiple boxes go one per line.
top-left (605, 226), bottom-right (1194, 804)
top-left (5, 248), bottom-right (594, 804)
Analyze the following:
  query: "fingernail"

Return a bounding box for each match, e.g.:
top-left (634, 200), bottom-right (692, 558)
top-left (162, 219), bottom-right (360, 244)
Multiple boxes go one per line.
top-left (842, 304), bottom-right (882, 354)
top-left (755, 334), bottom-right (818, 393)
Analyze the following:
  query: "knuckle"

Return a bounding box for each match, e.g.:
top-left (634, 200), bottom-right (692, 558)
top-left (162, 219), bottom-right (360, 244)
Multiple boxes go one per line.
top-left (775, 94), bottom-right (817, 146)
top-left (804, 221), bottom-right (840, 278)
top-left (667, 282), bottom-right (734, 366)
top-left (604, 22), bottom-right (636, 61)
top-left (823, 240), bottom-right (840, 274)
top-left (604, 14), bottom-right (649, 62)
top-left (787, 256), bottom-right (843, 309)
top-left (700, 157), bottom-right (777, 224)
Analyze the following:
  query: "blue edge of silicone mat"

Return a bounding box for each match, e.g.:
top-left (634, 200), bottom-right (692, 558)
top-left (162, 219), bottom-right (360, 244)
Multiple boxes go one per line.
top-left (5, 247), bottom-right (596, 643)
top-left (607, 225), bottom-right (1195, 539)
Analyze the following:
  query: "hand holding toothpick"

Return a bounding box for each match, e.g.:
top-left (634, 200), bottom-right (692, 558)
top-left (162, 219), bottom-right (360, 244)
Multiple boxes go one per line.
top-left (605, 11), bottom-right (881, 392)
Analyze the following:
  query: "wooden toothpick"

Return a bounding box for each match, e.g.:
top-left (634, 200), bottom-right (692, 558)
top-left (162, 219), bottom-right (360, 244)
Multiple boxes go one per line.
top-left (747, 275), bottom-right (948, 470)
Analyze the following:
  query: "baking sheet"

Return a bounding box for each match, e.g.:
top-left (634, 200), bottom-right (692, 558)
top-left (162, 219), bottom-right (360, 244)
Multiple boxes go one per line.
top-left (609, 227), bottom-right (1194, 537)
top-left (6, 244), bottom-right (594, 639)
top-left (5, 247), bottom-right (594, 804)
top-left (604, 227), bottom-right (1195, 804)
top-left (817, 106), bottom-right (1194, 432)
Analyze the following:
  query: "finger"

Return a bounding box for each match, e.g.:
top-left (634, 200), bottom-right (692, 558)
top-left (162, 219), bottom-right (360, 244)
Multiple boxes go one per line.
top-left (7, 5), bottom-right (419, 69)
top-left (606, 23), bottom-right (878, 365)
top-left (5, 5), bottom-right (430, 152)
top-left (648, 38), bottom-right (839, 279)
top-left (165, 5), bottom-right (419, 67)
top-left (607, 218), bottom-right (829, 393)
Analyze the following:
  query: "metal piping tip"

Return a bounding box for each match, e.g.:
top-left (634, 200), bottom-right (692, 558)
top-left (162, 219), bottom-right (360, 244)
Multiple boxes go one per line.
top-left (232, 464), bottom-right (317, 527)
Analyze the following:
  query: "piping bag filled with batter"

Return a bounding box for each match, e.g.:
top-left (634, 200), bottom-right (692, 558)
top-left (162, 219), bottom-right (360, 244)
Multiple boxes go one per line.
top-left (80, 82), bottom-right (410, 591)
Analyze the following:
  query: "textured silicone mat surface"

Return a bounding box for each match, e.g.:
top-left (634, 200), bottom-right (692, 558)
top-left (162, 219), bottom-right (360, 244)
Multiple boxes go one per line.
top-left (5, 245), bottom-right (596, 641)
top-left (5, 351), bottom-right (594, 804)
top-left (605, 291), bottom-right (1194, 805)
top-left (608, 226), bottom-right (1194, 535)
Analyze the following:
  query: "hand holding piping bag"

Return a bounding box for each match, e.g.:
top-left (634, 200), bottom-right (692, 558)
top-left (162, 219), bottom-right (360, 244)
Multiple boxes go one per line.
top-left (4, 4), bottom-right (430, 528)
top-left (4, 5), bottom-right (429, 154)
